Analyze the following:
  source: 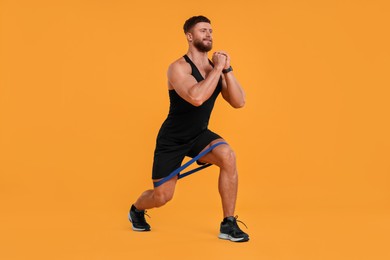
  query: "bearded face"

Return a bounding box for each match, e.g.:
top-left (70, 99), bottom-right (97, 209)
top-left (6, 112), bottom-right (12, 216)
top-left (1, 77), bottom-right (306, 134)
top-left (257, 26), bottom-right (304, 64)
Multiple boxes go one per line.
top-left (193, 37), bottom-right (213, 52)
top-left (188, 22), bottom-right (213, 52)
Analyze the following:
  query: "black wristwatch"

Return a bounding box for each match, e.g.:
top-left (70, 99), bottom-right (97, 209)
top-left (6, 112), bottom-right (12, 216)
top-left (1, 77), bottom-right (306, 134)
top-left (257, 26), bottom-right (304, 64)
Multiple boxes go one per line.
top-left (222, 66), bottom-right (233, 74)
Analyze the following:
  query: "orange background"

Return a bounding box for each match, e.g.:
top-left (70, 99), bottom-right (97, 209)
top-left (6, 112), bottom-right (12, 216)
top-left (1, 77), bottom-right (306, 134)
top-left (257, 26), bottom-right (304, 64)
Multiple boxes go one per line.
top-left (1, 0), bottom-right (389, 259)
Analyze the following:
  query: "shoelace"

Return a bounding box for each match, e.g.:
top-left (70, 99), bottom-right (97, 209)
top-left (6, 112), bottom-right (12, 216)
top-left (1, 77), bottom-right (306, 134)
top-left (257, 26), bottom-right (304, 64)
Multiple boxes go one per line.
top-left (135, 209), bottom-right (151, 219)
top-left (135, 210), bottom-right (152, 219)
top-left (234, 215), bottom-right (248, 229)
top-left (144, 210), bottom-right (151, 219)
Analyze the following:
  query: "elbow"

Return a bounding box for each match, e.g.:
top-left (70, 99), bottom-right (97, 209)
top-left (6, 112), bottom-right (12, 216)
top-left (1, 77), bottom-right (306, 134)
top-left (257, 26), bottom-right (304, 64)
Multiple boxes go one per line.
top-left (189, 95), bottom-right (204, 107)
top-left (233, 103), bottom-right (245, 109)
top-left (232, 99), bottom-right (246, 109)
top-left (192, 99), bottom-right (204, 107)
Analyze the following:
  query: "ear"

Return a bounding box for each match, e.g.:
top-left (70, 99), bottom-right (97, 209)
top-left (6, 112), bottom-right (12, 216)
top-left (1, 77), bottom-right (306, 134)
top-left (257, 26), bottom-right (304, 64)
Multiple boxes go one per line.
top-left (186, 32), bottom-right (193, 42)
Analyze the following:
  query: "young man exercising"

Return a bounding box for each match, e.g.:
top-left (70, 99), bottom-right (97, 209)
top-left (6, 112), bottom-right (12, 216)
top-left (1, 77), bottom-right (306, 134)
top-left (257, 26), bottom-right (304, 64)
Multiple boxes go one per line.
top-left (129, 16), bottom-right (249, 242)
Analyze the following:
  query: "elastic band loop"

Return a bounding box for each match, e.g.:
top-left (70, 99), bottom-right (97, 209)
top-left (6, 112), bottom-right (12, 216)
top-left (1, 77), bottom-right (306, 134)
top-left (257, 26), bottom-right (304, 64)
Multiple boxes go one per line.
top-left (153, 141), bottom-right (227, 187)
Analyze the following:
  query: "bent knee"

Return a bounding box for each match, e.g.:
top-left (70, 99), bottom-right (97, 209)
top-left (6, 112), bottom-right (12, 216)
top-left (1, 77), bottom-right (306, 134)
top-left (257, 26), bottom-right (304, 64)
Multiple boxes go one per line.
top-left (218, 146), bottom-right (236, 168)
top-left (153, 190), bottom-right (174, 207)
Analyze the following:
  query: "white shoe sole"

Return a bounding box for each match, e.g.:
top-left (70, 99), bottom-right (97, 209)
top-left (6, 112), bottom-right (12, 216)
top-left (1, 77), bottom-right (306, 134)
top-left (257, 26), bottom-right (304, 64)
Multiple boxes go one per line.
top-left (218, 233), bottom-right (249, 242)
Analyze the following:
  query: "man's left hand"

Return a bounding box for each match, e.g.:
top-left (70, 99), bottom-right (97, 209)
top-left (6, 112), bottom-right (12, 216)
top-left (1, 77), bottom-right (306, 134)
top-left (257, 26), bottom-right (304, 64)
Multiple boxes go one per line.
top-left (214, 51), bottom-right (231, 70)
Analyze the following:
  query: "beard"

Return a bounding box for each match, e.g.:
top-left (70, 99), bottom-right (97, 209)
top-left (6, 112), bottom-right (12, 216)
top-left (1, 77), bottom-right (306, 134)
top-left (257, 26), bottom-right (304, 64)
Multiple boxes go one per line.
top-left (193, 38), bottom-right (213, 52)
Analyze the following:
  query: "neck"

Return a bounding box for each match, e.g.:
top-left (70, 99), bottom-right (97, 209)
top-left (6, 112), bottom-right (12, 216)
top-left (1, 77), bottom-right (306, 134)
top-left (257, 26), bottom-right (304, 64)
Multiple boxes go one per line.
top-left (186, 46), bottom-right (209, 65)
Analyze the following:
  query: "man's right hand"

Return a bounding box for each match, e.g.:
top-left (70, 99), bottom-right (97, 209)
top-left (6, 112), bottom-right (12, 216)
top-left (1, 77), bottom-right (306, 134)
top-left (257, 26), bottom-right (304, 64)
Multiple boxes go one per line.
top-left (212, 52), bottom-right (227, 70)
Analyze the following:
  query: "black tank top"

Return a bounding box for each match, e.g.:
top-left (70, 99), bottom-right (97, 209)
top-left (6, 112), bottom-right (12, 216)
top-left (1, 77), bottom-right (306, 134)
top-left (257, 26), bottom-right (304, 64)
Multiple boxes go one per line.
top-left (157, 55), bottom-right (222, 143)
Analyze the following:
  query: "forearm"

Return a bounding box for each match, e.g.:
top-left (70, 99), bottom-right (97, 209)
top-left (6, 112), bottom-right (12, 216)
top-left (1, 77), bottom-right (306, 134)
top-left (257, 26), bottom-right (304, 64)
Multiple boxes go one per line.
top-left (188, 66), bottom-right (223, 106)
top-left (224, 72), bottom-right (246, 108)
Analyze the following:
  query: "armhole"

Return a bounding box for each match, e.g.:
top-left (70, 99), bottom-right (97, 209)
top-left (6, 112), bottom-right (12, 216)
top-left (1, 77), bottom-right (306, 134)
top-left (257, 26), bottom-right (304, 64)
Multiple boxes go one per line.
top-left (183, 55), bottom-right (195, 76)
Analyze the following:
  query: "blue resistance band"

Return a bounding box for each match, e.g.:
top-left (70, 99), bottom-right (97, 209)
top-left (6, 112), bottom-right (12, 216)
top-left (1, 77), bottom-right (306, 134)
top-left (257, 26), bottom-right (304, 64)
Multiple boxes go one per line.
top-left (153, 141), bottom-right (227, 188)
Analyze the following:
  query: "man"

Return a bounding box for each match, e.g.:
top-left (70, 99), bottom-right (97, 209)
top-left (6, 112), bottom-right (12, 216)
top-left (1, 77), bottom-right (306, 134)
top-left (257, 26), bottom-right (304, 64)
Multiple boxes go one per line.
top-left (129, 16), bottom-right (249, 242)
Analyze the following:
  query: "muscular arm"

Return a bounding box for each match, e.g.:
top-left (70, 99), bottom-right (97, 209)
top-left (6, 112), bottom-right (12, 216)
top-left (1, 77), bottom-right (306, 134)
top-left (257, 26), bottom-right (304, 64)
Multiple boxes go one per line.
top-left (167, 54), bottom-right (226, 107)
top-left (221, 72), bottom-right (246, 108)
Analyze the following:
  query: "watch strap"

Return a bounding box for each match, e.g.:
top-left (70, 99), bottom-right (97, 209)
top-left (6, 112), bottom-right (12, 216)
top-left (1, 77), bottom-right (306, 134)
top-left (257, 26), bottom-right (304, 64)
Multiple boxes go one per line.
top-left (222, 66), bottom-right (233, 74)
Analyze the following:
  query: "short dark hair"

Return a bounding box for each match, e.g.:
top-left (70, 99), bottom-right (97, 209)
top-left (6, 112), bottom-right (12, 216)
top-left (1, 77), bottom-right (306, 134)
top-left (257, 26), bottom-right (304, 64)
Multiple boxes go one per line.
top-left (183, 16), bottom-right (211, 34)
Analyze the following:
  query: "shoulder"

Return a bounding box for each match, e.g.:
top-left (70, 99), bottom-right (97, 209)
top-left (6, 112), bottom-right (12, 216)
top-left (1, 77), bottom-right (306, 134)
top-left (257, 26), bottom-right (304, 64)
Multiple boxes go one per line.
top-left (167, 56), bottom-right (191, 77)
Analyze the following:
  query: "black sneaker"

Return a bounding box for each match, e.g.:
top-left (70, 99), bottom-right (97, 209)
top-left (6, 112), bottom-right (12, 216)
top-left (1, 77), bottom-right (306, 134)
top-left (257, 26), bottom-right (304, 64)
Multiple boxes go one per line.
top-left (128, 204), bottom-right (151, 231)
top-left (218, 216), bottom-right (249, 242)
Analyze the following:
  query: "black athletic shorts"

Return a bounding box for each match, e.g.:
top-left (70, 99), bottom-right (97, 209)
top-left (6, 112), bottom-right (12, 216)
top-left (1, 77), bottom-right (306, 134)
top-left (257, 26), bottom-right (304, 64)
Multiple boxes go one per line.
top-left (152, 129), bottom-right (222, 180)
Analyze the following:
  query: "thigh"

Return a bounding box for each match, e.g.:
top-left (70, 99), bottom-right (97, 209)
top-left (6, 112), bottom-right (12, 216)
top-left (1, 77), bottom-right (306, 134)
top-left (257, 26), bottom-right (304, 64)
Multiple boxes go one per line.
top-left (197, 138), bottom-right (232, 166)
top-left (153, 175), bottom-right (178, 197)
